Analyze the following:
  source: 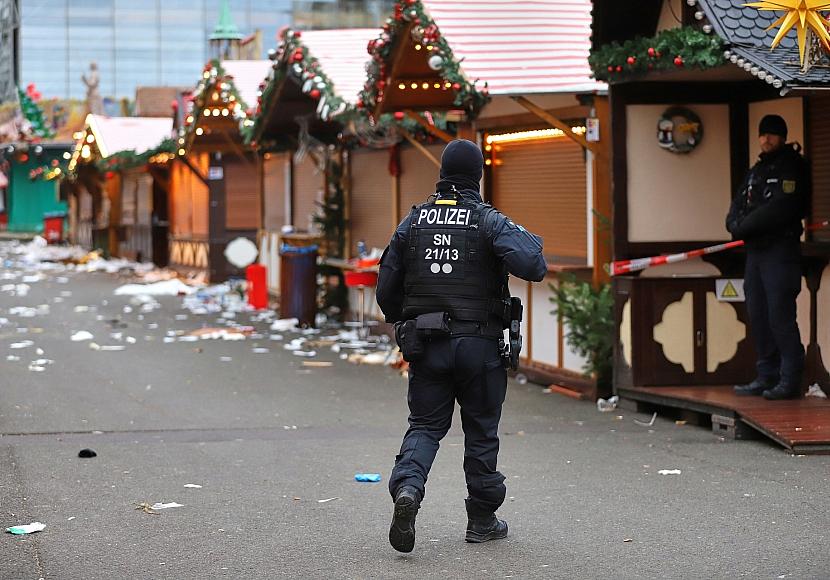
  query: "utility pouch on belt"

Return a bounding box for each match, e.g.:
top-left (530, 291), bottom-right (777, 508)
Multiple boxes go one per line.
top-left (395, 319), bottom-right (423, 362)
top-left (415, 312), bottom-right (451, 336)
top-left (395, 313), bottom-right (450, 363)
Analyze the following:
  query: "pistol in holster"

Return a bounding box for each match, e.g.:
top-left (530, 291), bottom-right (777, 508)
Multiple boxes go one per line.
top-left (499, 297), bottom-right (523, 371)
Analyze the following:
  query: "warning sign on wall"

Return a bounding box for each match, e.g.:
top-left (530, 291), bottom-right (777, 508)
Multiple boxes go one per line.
top-left (715, 279), bottom-right (745, 302)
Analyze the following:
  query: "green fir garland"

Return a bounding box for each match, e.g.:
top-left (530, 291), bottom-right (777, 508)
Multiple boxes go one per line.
top-left (246, 28), bottom-right (351, 144)
top-left (589, 27), bottom-right (724, 82)
top-left (359, 0), bottom-right (489, 117)
top-left (95, 138), bottom-right (176, 173)
top-left (180, 59), bottom-right (251, 150)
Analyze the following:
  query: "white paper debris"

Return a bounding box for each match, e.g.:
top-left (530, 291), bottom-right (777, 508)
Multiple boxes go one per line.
top-left (806, 384), bottom-right (828, 399)
top-left (317, 497), bottom-right (339, 504)
top-left (114, 279), bottom-right (197, 296)
top-left (271, 318), bottom-right (299, 332)
top-left (183, 484), bottom-right (203, 489)
top-left (71, 331), bottom-right (94, 342)
top-left (658, 469), bottom-right (682, 475)
top-left (6, 522), bottom-right (46, 535)
top-left (150, 502), bottom-right (184, 510)
top-left (10, 341), bottom-right (34, 349)
top-left (597, 396), bottom-right (619, 412)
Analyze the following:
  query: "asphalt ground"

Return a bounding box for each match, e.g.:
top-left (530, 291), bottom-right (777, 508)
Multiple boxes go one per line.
top-left (0, 244), bottom-right (828, 579)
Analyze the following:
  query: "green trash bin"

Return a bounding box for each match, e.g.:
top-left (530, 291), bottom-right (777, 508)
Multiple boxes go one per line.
top-left (279, 243), bottom-right (318, 326)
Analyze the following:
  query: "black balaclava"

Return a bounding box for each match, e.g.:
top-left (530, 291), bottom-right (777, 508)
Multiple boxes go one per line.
top-left (759, 114), bottom-right (788, 140)
top-left (435, 139), bottom-right (483, 197)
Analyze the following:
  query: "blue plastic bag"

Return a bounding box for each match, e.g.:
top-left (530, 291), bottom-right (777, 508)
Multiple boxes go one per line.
top-left (354, 473), bottom-right (382, 483)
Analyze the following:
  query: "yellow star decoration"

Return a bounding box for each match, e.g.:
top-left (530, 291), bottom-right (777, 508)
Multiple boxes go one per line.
top-left (744, 0), bottom-right (830, 66)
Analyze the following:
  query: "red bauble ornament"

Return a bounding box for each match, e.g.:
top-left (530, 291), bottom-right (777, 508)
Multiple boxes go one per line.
top-left (105, 171), bottom-right (115, 179)
top-left (292, 52), bottom-right (303, 63)
top-left (627, 56), bottom-right (636, 65)
top-left (170, 100), bottom-right (178, 110)
top-left (674, 56), bottom-right (684, 67)
top-left (647, 47), bottom-right (656, 57)
top-left (293, 31), bottom-right (301, 38)
top-left (413, 18), bottom-right (421, 25)
top-left (309, 89), bottom-right (321, 99)
top-left (452, 82), bottom-right (461, 91)
top-left (357, 99), bottom-right (364, 109)
top-left (394, 111), bottom-right (405, 120)
top-left (377, 79), bottom-right (386, 89)
top-left (607, 65), bottom-right (614, 72)
top-left (616, 65), bottom-right (622, 72)
top-left (406, 0), bottom-right (416, 4)
top-left (51, 159), bottom-right (59, 167)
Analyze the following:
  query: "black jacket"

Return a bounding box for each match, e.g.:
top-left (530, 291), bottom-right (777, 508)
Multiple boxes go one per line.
top-left (377, 190), bottom-right (547, 324)
top-left (726, 144), bottom-right (810, 248)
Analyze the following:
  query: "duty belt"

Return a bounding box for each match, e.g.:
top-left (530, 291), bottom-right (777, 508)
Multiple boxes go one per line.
top-left (445, 318), bottom-right (503, 338)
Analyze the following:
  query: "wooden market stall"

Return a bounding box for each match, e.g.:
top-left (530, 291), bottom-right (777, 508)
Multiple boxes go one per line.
top-left (593, 0), bottom-right (830, 452)
top-left (171, 58), bottom-right (270, 281)
top-left (67, 114), bottom-right (172, 258)
top-left (362, 0), bottom-right (611, 398)
top-left (249, 27), bottom-right (379, 296)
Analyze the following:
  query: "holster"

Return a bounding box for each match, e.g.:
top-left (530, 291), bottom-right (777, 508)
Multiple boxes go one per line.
top-left (395, 312), bottom-right (451, 362)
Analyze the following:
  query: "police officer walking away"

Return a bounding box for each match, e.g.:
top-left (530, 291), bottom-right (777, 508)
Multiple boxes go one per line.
top-left (727, 114), bottom-right (810, 400)
top-left (377, 139), bottom-right (547, 553)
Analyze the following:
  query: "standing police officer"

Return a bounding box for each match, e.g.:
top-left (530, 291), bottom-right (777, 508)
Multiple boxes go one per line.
top-left (727, 115), bottom-right (810, 400)
top-left (377, 139), bottom-right (546, 553)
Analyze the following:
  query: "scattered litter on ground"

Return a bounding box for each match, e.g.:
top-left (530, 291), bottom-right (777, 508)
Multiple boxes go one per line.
top-left (5, 522), bottom-right (46, 535)
top-left (115, 279), bottom-right (197, 296)
top-left (675, 420), bottom-right (687, 426)
top-left (623, 538), bottom-right (633, 543)
top-left (135, 502), bottom-right (159, 515)
top-left (355, 473), bottom-right (382, 483)
top-left (220, 356), bottom-right (233, 362)
top-left (9, 340), bottom-right (34, 349)
top-left (658, 469), bottom-right (682, 475)
top-left (188, 328), bottom-right (249, 341)
top-left (183, 484), bottom-right (203, 489)
top-left (71, 331), bottom-right (94, 342)
top-left (806, 384), bottom-right (828, 399)
top-left (302, 361), bottom-right (333, 368)
top-left (67, 517), bottom-right (75, 521)
top-left (596, 396), bottom-right (619, 412)
top-left (6, 355), bottom-right (20, 362)
top-left (293, 350), bottom-right (317, 357)
top-left (283, 425), bottom-right (298, 430)
top-left (269, 334), bottom-right (283, 341)
top-left (151, 502), bottom-right (184, 510)
top-left (634, 412), bottom-right (658, 427)
top-left (252, 347), bottom-right (270, 354)
top-left (515, 373), bottom-right (528, 385)
top-left (78, 449), bottom-right (97, 458)
top-left (271, 318), bottom-right (299, 332)
top-left (317, 497), bottom-right (339, 503)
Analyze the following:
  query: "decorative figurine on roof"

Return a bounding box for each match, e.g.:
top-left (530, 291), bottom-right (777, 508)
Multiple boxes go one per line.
top-left (745, 0), bottom-right (830, 71)
top-left (82, 62), bottom-right (104, 115)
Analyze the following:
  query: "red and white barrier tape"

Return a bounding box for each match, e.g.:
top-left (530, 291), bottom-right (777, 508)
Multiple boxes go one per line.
top-left (608, 220), bottom-right (830, 276)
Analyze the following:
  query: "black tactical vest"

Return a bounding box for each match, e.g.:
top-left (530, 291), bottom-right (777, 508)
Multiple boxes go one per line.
top-left (402, 196), bottom-right (509, 327)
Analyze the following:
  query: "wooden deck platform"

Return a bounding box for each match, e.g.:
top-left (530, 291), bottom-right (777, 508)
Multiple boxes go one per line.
top-left (617, 385), bottom-right (830, 454)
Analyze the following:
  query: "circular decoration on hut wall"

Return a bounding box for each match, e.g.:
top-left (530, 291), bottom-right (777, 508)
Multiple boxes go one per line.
top-left (656, 106), bottom-right (703, 154)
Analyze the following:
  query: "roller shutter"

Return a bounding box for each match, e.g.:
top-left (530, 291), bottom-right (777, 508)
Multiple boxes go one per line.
top-left (292, 154), bottom-right (324, 232)
top-left (263, 153), bottom-right (287, 232)
top-left (400, 144), bottom-right (443, 221)
top-left (351, 149), bottom-right (394, 251)
top-left (809, 96), bottom-right (830, 242)
top-left (492, 137), bottom-right (587, 260)
top-left (225, 156), bottom-right (260, 230)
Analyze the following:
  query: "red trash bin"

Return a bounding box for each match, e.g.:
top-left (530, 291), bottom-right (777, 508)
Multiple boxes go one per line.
top-left (43, 212), bottom-right (66, 244)
top-left (246, 263), bottom-right (268, 310)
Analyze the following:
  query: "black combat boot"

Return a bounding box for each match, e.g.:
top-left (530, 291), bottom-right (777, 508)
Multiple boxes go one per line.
top-left (465, 513), bottom-right (508, 543)
top-left (763, 383), bottom-right (801, 400)
top-left (734, 377), bottom-right (777, 396)
top-left (389, 486), bottom-right (420, 553)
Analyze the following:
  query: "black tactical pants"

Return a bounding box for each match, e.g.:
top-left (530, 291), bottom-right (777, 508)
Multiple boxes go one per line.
top-left (744, 239), bottom-right (804, 387)
top-left (388, 336), bottom-right (507, 517)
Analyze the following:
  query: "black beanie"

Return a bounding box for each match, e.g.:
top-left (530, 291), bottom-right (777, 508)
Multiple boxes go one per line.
top-left (439, 139), bottom-right (483, 182)
top-left (759, 114), bottom-right (787, 140)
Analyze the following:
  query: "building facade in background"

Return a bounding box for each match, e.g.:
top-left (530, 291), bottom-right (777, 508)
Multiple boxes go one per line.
top-left (17, 0), bottom-right (392, 101)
